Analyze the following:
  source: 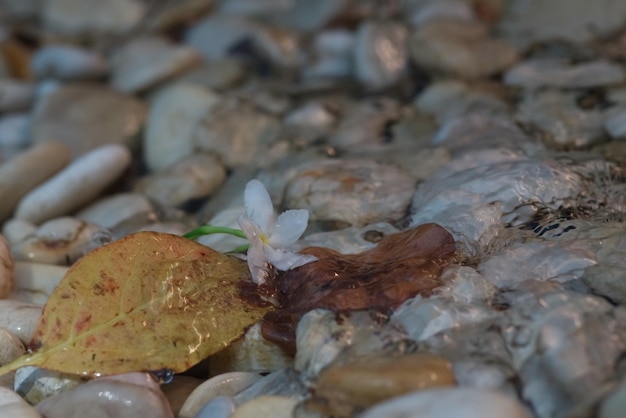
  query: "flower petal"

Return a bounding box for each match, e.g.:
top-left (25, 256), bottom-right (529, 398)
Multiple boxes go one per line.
top-left (240, 216), bottom-right (272, 285)
top-left (268, 209), bottom-right (309, 248)
top-left (244, 179), bottom-right (274, 234)
top-left (264, 245), bottom-right (318, 271)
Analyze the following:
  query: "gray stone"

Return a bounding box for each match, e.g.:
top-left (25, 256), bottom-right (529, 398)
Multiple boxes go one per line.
top-left (329, 97), bottom-right (400, 147)
top-left (76, 192), bottom-right (154, 230)
top-left (31, 45), bottom-right (108, 80)
top-left (31, 84), bottom-right (146, 157)
top-left (0, 80), bottom-right (36, 112)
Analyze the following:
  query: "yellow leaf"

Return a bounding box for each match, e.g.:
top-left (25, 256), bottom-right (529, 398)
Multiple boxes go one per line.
top-left (0, 232), bottom-right (273, 377)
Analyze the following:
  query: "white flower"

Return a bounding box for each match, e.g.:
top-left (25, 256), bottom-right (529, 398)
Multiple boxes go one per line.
top-left (238, 179), bottom-right (317, 285)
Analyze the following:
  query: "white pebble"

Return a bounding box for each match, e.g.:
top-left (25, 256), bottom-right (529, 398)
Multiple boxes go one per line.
top-left (11, 261), bottom-right (68, 305)
top-left (0, 300), bottom-right (42, 344)
top-left (231, 395), bottom-right (297, 418)
top-left (15, 144), bottom-right (132, 224)
top-left (0, 387), bottom-right (42, 417)
top-left (0, 328), bottom-right (25, 365)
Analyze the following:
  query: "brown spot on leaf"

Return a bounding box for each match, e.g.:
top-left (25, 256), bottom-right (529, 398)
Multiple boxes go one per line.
top-left (74, 312), bottom-right (92, 334)
top-left (261, 224), bottom-right (456, 355)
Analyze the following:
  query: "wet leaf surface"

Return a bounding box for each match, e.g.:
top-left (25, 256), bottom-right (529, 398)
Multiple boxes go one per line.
top-left (261, 223), bottom-right (456, 354)
top-left (0, 231), bottom-right (273, 377)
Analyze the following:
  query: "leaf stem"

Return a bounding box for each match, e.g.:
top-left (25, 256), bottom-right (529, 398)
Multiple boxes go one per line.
top-left (225, 244), bottom-right (250, 254)
top-left (183, 225), bottom-right (247, 241)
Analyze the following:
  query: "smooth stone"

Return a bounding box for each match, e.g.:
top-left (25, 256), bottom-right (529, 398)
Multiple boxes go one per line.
top-left (31, 84), bottom-right (146, 157)
top-left (15, 144), bottom-right (132, 224)
top-left (497, 0), bottom-right (626, 48)
top-left (209, 323), bottom-right (293, 375)
top-left (11, 217), bottom-right (109, 265)
top-left (329, 98), bottom-right (400, 147)
top-left (233, 369), bottom-right (306, 404)
top-left (173, 59), bottom-right (247, 91)
top-left (516, 90), bottom-right (605, 147)
top-left (2, 219), bottom-right (36, 247)
top-left (302, 29), bottom-right (354, 80)
top-left (267, 0), bottom-right (345, 32)
top-left (76, 192), bottom-right (154, 230)
top-left (599, 376), bottom-right (626, 418)
top-left (313, 353), bottom-right (456, 417)
top-left (414, 80), bottom-right (509, 124)
top-left (178, 372), bottom-right (262, 418)
top-left (284, 159), bottom-right (415, 226)
top-left (14, 366), bottom-right (83, 405)
top-left (582, 265), bottom-right (626, 305)
top-left (0, 235), bottom-right (13, 299)
top-left (294, 222), bottom-right (400, 254)
top-left (409, 20), bottom-right (518, 78)
top-left (144, 83), bottom-right (220, 171)
top-left (161, 376), bottom-right (203, 417)
top-left (185, 16), bottom-right (260, 61)
top-left (231, 395), bottom-right (297, 418)
top-left (406, 0), bottom-right (475, 26)
top-left (504, 59), bottom-right (625, 89)
top-left (0, 387), bottom-right (42, 418)
top-left (31, 45), bottom-right (108, 80)
top-left (604, 105), bottom-right (626, 139)
top-left (0, 80), bottom-right (36, 112)
top-left (360, 388), bottom-right (532, 418)
top-left (0, 113), bottom-right (30, 155)
top-left (11, 261), bottom-right (68, 305)
top-left (134, 153), bottom-right (226, 207)
top-left (43, 0), bottom-right (147, 37)
top-left (0, 141), bottom-right (70, 223)
top-left (0, 300), bottom-right (42, 344)
top-left (35, 377), bottom-right (174, 418)
top-left (110, 36), bottom-right (201, 93)
top-left (0, 328), bottom-right (25, 366)
top-left (194, 97), bottom-right (284, 167)
top-left (194, 396), bottom-right (236, 418)
top-left (353, 21), bottom-right (408, 90)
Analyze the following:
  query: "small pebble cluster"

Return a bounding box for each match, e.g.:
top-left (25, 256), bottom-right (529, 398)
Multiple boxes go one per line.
top-left (0, 0), bottom-right (624, 417)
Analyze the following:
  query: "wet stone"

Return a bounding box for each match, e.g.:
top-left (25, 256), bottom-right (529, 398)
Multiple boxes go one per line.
top-left (76, 192), bottom-right (154, 230)
top-left (14, 367), bottom-right (83, 405)
top-left (30, 84), bottom-right (146, 158)
top-left (284, 158), bottom-right (414, 226)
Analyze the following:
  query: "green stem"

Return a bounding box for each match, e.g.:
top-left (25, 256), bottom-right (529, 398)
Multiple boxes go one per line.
top-left (225, 244), bottom-right (250, 254)
top-left (183, 225), bottom-right (247, 241)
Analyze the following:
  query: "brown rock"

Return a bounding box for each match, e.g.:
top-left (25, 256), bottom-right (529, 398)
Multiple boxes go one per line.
top-left (310, 352), bottom-right (456, 417)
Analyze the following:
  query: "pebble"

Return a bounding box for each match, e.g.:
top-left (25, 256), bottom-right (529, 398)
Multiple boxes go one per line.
top-left (43, 0), bottom-right (147, 38)
top-left (267, 0), bottom-right (344, 32)
top-left (0, 328), bottom-right (24, 366)
top-left (144, 83), bottom-right (220, 172)
top-left (178, 372), bottom-right (262, 418)
top-left (15, 144), bottom-right (132, 224)
top-left (2, 219), bottom-right (36, 246)
top-left (30, 84), bottom-right (146, 157)
top-left (302, 29), bottom-right (354, 80)
top-left (0, 80), bottom-right (36, 112)
top-left (110, 36), bottom-right (201, 93)
top-left (14, 366), bottom-right (83, 404)
top-left (35, 375), bottom-right (174, 418)
top-left (30, 45), bottom-right (108, 80)
top-left (284, 158), bottom-right (415, 226)
top-left (359, 387), bottom-right (533, 418)
top-left (329, 97), bottom-right (400, 147)
top-left (294, 222), bottom-right (399, 254)
top-left (599, 376), bottom-right (626, 418)
top-left (0, 234), bottom-right (13, 299)
top-left (504, 58), bottom-right (625, 89)
top-left (516, 90), bottom-right (605, 147)
top-left (312, 353), bottom-right (456, 417)
top-left (231, 395), bottom-right (297, 418)
top-left (185, 15), bottom-right (260, 61)
top-left (0, 387), bottom-right (42, 418)
top-left (11, 217), bottom-right (110, 265)
top-left (0, 113), bottom-right (30, 157)
top-left (133, 153), bottom-right (226, 208)
top-left (409, 20), bottom-right (518, 78)
top-left (0, 300), bottom-right (42, 344)
top-left (11, 261), bottom-right (68, 305)
top-left (497, 0), bottom-right (626, 48)
top-left (353, 21), bottom-right (409, 90)
top-left (173, 59), bottom-right (248, 91)
top-left (604, 105), bottom-right (626, 139)
top-left (193, 97), bottom-right (284, 167)
top-left (407, 0), bottom-right (475, 26)
top-left (0, 141), bottom-right (70, 223)
top-left (193, 396), bottom-right (236, 418)
top-left (76, 192), bottom-right (154, 230)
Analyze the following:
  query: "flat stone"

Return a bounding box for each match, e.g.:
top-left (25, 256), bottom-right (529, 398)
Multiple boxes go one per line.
top-left (410, 20), bottom-right (518, 78)
top-left (0, 141), bottom-right (70, 222)
top-left (504, 59), bottom-right (625, 89)
top-left (144, 83), bottom-right (220, 171)
top-left (76, 192), bottom-right (153, 230)
top-left (31, 45), bottom-right (108, 80)
top-left (30, 84), bottom-right (146, 157)
top-left (284, 158), bottom-right (415, 226)
top-left (353, 21), bottom-right (409, 90)
top-left (360, 388), bottom-right (532, 418)
top-left (312, 353), bottom-right (455, 417)
top-left (133, 153), bottom-right (226, 207)
top-left (498, 0), bottom-right (626, 49)
top-left (15, 144), bottom-right (132, 224)
top-left (110, 36), bottom-right (201, 93)
top-left (43, 0), bottom-right (146, 37)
